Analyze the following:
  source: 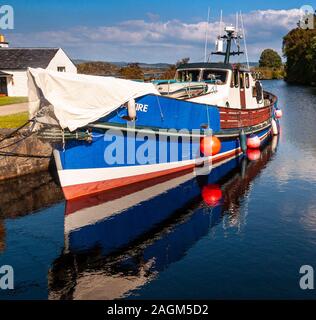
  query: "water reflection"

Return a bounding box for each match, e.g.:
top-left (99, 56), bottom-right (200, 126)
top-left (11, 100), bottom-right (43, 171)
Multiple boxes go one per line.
top-left (0, 170), bottom-right (63, 260)
top-left (48, 137), bottom-right (278, 300)
top-left (0, 222), bottom-right (4, 252)
top-left (0, 171), bottom-right (63, 218)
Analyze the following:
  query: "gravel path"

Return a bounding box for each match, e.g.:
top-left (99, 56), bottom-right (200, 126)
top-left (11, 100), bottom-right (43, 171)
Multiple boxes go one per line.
top-left (0, 103), bottom-right (29, 116)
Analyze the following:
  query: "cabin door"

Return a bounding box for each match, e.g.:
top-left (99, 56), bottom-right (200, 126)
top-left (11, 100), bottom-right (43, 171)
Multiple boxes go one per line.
top-left (239, 72), bottom-right (246, 109)
top-left (0, 77), bottom-right (8, 96)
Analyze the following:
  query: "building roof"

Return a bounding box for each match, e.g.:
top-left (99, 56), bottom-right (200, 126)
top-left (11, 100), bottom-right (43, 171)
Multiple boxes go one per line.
top-left (0, 48), bottom-right (59, 69)
top-left (0, 70), bottom-right (11, 76)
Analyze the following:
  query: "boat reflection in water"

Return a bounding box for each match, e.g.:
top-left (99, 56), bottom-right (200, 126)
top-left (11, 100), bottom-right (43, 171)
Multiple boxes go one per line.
top-left (49, 137), bottom-right (278, 300)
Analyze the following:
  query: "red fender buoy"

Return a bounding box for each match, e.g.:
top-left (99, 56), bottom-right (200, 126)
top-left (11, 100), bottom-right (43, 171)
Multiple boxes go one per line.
top-left (247, 149), bottom-right (261, 161)
top-left (247, 135), bottom-right (260, 149)
top-left (200, 136), bottom-right (221, 156)
top-left (202, 184), bottom-right (222, 206)
top-left (275, 109), bottom-right (283, 119)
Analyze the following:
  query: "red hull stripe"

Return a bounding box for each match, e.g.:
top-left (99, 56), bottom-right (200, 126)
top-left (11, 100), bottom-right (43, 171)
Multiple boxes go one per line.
top-left (62, 147), bottom-right (243, 201)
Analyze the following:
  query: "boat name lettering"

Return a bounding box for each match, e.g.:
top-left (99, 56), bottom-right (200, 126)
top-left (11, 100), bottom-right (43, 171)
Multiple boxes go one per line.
top-left (136, 103), bottom-right (148, 112)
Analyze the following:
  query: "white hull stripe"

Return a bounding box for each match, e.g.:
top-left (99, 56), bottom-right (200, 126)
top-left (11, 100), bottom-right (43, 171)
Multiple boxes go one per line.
top-left (58, 148), bottom-right (239, 187)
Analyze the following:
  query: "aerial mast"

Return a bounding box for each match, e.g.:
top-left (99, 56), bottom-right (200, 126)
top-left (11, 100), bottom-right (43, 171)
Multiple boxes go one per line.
top-left (212, 25), bottom-right (244, 64)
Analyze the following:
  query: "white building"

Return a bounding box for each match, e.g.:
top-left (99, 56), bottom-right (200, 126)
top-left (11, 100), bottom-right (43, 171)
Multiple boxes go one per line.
top-left (0, 35), bottom-right (77, 97)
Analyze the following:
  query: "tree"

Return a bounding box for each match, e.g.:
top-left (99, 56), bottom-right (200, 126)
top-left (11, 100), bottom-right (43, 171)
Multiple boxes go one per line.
top-left (176, 57), bottom-right (190, 68)
top-left (283, 16), bottom-right (316, 85)
top-left (160, 57), bottom-right (190, 80)
top-left (259, 49), bottom-right (282, 68)
top-left (119, 63), bottom-right (144, 80)
top-left (77, 61), bottom-right (120, 76)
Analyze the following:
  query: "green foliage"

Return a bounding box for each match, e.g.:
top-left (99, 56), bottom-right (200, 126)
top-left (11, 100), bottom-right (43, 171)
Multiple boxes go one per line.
top-left (283, 16), bottom-right (316, 85)
top-left (252, 67), bottom-right (285, 80)
top-left (119, 63), bottom-right (144, 80)
top-left (271, 68), bottom-right (285, 80)
top-left (259, 49), bottom-right (282, 68)
top-left (77, 61), bottom-right (120, 76)
top-left (176, 57), bottom-right (190, 68)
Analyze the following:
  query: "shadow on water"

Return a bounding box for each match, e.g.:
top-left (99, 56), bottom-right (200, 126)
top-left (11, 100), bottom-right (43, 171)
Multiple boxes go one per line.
top-left (0, 170), bottom-right (65, 299)
top-left (0, 171), bottom-right (63, 219)
top-left (0, 171), bottom-right (64, 253)
top-left (47, 136), bottom-right (278, 300)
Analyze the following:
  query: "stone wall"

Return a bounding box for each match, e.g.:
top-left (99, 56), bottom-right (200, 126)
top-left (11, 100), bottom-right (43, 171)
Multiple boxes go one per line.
top-left (0, 129), bottom-right (53, 181)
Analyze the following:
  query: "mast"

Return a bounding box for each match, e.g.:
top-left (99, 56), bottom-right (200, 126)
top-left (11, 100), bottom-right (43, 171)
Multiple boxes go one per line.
top-left (204, 7), bottom-right (211, 62)
top-left (240, 12), bottom-right (249, 69)
top-left (224, 28), bottom-right (234, 64)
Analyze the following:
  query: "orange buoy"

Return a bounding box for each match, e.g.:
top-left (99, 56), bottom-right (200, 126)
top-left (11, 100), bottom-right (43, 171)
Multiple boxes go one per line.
top-left (247, 149), bottom-right (261, 161)
top-left (275, 109), bottom-right (283, 119)
top-left (200, 136), bottom-right (221, 156)
top-left (202, 184), bottom-right (222, 206)
top-left (247, 135), bottom-right (260, 149)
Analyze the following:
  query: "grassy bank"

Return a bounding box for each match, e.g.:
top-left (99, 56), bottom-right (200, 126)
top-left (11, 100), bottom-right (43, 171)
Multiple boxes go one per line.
top-left (0, 96), bottom-right (28, 107)
top-left (252, 67), bottom-right (285, 80)
top-left (0, 112), bottom-right (29, 128)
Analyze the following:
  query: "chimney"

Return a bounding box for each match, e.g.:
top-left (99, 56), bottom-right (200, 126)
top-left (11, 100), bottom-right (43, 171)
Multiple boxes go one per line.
top-left (0, 34), bottom-right (9, 48)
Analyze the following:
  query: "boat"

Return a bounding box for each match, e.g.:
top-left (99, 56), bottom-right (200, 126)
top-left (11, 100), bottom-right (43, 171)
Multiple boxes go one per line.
top-left (28, 25), bottom-right (281, 200)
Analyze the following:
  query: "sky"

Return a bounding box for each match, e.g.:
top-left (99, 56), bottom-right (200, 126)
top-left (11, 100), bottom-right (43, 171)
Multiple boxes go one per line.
top-left (1, 0), bottom-right (314, 63)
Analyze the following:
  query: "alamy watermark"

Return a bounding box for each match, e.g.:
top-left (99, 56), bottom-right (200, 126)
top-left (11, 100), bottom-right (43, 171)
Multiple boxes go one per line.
top-left (0, 265), bottom-right (14, 290)
top-left (299, 5), bottom-right (315, 30)
top-left (102, 126), bottom-right (214, 176)
top-left (299, 265), bottom-right (314, 290)
top-left (0, 5), bottom-right (14, 29)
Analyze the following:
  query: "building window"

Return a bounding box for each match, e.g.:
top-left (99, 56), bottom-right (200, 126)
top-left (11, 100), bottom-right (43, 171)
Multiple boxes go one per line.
top-left (57, 66), bottom-right (66, 72)
top-left (0, 77), bottom-right (8, 96)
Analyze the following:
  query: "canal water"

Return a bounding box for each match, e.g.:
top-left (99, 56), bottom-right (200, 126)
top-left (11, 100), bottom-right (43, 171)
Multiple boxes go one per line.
top-left (1, 80), bottom-right (316, 300)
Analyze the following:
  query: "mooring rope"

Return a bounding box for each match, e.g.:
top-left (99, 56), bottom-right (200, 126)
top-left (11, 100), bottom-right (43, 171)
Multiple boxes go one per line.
top-left (0, 118), bottom-right (34, 144)
top-left (0, 131), bottom-right (35, 150)
top-left (0, 151), bottom-right (51, 158)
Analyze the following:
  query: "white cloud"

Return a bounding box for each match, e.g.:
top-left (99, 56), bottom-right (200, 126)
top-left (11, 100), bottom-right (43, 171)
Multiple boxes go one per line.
top-left (7, 8), bottom-right (302, 62)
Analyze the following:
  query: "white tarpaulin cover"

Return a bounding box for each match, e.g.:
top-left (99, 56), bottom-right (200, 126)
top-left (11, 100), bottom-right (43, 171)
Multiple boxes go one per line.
top-left (28, 68), bottom-right (159, 131)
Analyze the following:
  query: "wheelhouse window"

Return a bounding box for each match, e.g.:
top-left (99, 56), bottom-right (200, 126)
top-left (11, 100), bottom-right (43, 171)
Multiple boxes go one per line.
top-left (57, 66), bottom-right (66, 72)
top-left (245, 73), bottom-right (250, 88)
top-left (202, 69), bottom-right (227, 85)
top-left (176, 69), bottom-right (201, 82)
top-left (239, 72), bottom-right (244, 89)
top-left (233, 70), bottom-right (239, 88)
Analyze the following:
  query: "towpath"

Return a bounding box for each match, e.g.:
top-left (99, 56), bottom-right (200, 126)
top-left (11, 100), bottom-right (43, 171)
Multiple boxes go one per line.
top-left (0, 103), bottom-right (29, 116)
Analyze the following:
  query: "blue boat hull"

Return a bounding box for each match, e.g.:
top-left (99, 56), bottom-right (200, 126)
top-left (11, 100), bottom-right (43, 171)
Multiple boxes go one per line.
top-left (53, 94), bottom-right (276, 200)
